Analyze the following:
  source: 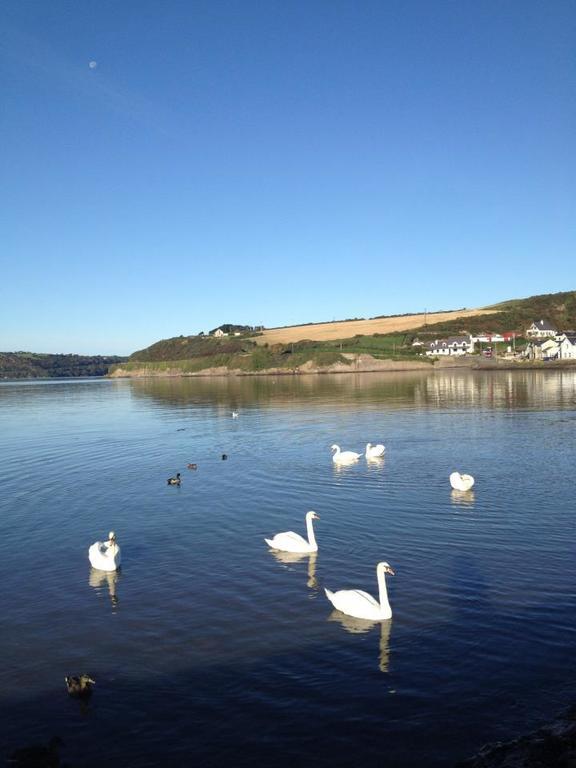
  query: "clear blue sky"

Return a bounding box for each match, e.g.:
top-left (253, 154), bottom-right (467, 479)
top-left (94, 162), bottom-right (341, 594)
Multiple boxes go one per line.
top-left (1, 0), bottom-right (575, 355)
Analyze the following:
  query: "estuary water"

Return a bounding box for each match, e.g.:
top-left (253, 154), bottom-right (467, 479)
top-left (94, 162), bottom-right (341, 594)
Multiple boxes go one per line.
top-left (0, 370), bottom-right (575, 767)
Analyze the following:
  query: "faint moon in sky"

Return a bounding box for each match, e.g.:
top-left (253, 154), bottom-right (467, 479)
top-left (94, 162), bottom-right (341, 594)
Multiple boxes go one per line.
top-left (88, 60), bottom-right (98, 69)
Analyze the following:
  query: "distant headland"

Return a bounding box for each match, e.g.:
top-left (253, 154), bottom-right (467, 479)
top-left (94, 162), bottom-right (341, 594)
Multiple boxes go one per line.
top-left (4, 290), bottom-right (576, 379)
top-left (110, 290), bottom-right (576, 378)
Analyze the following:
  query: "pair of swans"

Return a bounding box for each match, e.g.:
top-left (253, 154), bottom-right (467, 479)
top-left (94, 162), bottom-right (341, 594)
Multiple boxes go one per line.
top-left (88, 531), bottom-right (121, 572)
top-left (265, 511), bottom-right (394, 620)
top-left (331, 443), bottom-right (386, 464)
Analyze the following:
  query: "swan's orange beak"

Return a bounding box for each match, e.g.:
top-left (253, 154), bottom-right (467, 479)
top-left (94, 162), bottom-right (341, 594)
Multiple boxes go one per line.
top-left (385, 566), bottom-right (395, 576)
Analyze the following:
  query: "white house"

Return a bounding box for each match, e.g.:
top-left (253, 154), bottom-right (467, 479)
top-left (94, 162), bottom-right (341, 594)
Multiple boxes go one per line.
top-left (525, 338), bottom-right (560, 360)
top-left (557, 332), bottom-right (576, 359)
top-left (426, 336), bottom-right (474, 356)
top-left (526, 319), bottom-right (557, 338)
top-left (213, 328), bottom-right (228, 338)
top-left (541, 338), bottom-right (560, 359)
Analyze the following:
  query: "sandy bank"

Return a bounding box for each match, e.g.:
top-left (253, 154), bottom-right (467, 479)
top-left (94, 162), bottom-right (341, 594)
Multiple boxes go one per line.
top-left (109, 354), bottom-right (576, 379)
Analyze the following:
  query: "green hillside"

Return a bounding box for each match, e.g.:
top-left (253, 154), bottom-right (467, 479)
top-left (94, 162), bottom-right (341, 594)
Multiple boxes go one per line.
top-left (113, 289), bottom-right (576, 376)
top-left (409, 290), bottom-right (576, 337)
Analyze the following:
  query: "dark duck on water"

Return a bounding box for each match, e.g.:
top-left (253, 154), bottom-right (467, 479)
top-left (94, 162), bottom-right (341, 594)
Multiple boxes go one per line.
top-left (65, 674), bottom-right (95, 699)
top-left (167, 473), bottom-right (181, 486)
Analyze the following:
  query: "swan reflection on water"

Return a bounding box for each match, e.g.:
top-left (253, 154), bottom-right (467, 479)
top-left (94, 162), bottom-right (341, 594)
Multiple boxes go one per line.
top-left (366, 455), bottom-right (385, 469)
top-left (269, 550), bottom-right (318, 591)
top-left (329, 611), bottom-right (392, 673)
top-left (89, 567), bottom-right (121, 609)
top-left (450, 489), bottom-right (476, 508)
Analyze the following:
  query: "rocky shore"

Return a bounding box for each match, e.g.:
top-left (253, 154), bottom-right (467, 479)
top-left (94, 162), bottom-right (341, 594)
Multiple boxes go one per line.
top-left (456, 707), bottom-right (576, 767)
top-left (109, 353), bottom-right (576, 378)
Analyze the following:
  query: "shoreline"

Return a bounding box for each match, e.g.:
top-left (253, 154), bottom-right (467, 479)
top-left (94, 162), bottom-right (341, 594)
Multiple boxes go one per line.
top-left (108, 355), bottom-right (576, 379)
top-left (456, 706), bottom-right (576, 767)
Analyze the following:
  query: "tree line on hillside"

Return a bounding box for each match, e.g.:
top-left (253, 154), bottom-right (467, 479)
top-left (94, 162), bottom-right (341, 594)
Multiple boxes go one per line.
top-left (410, 290), bottom-right (576, 337)
top-left (0, 352), bottom-right (127, 379)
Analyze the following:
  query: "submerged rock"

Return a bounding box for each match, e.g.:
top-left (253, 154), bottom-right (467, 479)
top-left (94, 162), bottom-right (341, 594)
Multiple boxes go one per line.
top-left (456, 706), bottom-right (576, 767)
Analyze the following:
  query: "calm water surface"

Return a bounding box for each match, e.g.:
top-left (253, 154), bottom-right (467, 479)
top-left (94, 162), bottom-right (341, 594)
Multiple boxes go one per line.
top-left (1, 370), bottom-right (575, 767)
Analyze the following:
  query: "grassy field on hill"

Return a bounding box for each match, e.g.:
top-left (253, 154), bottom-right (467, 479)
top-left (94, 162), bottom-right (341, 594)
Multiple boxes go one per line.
top-left (256, 307), bottom-right (497, 345)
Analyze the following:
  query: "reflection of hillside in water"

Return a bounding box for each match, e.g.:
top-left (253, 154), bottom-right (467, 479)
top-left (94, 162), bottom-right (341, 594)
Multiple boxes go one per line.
top-left (129, 371), bottom-right (432, 409)
top-left (129, 369), bottom-right (576, 411)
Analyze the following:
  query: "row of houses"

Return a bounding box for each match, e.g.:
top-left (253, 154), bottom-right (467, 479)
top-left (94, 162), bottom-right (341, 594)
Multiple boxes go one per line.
top-left (525, 332), bottom-right (576, 361)
top-left (414, 319), bottom-right (576, 359)
top-left (413, 332), bottom-right (516, 357)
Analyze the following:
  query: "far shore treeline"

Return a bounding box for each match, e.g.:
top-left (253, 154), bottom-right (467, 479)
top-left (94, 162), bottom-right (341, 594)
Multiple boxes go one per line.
top-left (0, 352), bottom-right (126, 379)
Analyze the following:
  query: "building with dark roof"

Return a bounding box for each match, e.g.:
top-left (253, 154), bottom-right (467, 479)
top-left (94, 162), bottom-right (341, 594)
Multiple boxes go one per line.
top-left (526, 319), bottom-right (557, 338)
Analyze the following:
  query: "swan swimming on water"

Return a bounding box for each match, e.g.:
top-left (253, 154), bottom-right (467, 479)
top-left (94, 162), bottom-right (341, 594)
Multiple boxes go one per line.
top-left (324, 561), bottom-right (395, 620)
top-left (265, 511), bottom-right (320, 553)
top-left (365, 443), bottom-right (385, 458)
top-left (88, 531), bottom-right (121, 572)
top-left (331, 444), bottom-right (361, 464)
top-left (449, 471), bottom-right (475, 491)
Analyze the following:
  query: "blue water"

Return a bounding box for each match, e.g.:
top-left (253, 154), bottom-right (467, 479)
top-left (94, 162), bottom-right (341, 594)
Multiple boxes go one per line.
top-left (1, 370), bottom-right (575, 767)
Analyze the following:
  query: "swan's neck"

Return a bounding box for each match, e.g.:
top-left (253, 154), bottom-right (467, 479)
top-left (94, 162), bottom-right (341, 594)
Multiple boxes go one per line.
top-left (305, 516), bottom-right (317, 548)
top-left (377, 567), bottom-right (392, 619)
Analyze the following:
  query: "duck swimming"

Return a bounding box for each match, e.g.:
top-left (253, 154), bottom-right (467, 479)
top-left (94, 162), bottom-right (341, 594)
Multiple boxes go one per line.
top-left (167, 473), bottom-right (181, 485)
top-left (65, 675), bottom-right (95, 699)
top-left (187, 463), bottom-right (197, 470)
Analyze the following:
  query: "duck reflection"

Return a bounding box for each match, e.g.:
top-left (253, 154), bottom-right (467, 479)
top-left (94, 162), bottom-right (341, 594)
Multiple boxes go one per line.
top-left (450, 489), bottom-right (476, 507)
top-left (269, 550), bottom-right (318, 591)
top-left (89, 567), bottom-right (121, 609)
top-left (329, 611), bottom-right (392, 673)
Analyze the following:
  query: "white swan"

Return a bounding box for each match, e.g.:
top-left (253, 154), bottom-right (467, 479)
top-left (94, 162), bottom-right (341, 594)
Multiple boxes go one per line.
top-left (265, 511), bottom-right (320, 553)
top-left (449, 471), bottom-right (475, 491)
top-left (88, 531), bottom-right (121, 572)
top-left (324, 561), bottom-right (395, 620)
top-left (366, 443), bottom-right (385, 458)
top-left (331, 444), bottom-right (361, 464)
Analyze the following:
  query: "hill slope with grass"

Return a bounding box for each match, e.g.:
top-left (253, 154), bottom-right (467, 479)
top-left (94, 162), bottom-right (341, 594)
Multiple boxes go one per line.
top-left (109, 290), bottom-right (576, 377)
top-left (410, 290), bottom-right (576, 338)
